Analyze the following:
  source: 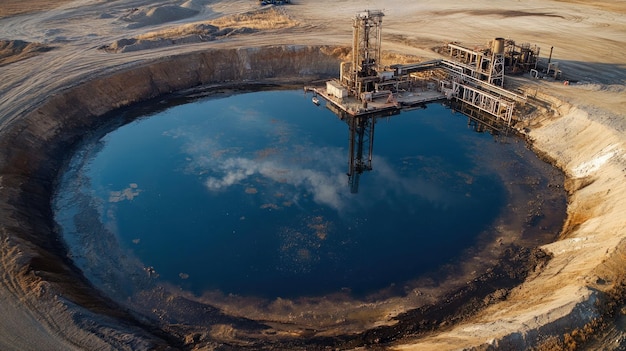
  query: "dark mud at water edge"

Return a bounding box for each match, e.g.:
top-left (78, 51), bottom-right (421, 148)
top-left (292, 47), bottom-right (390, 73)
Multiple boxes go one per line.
top-left (52, 86), bottom-right (567, 347)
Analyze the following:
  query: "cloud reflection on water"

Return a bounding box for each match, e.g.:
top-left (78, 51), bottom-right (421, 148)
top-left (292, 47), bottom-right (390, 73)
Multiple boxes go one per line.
top-left (174, 129), bottom-right (455, 214)
top-left (159, 96), bottom-right (464, 215)
top-left (203, 150), bottom-right (349, 211)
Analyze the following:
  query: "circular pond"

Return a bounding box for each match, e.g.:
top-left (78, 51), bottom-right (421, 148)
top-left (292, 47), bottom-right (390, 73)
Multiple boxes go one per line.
top-left (54, 89), bottom-right (565, 305)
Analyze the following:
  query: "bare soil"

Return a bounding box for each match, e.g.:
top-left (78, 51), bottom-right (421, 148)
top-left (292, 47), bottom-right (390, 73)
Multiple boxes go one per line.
top-left (0, 0), bottom-right (74, 18)
top-left (0, 0), bottom-right (625, 350)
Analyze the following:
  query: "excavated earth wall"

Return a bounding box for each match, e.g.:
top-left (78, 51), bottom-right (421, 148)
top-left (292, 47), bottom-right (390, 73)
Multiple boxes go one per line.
top-left (0, 44), bottom-right (624, 350)
top-left (0, 45), bottom-right (344, 350)
top-left (398, 89), bottom-right (626, 350)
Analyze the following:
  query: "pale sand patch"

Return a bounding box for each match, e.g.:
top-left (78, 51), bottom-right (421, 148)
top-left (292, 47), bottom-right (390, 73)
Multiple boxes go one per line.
top-left (0, 0), bottom-right (74, 18)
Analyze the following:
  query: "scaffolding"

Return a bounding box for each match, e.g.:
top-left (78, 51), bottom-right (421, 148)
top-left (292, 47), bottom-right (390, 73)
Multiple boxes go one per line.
top-left (346, 10), bottom-right (384, 100)
top-left (450, 81), bottom-right (515, 126)
top-left (446, 39), bottom-right (505, 87)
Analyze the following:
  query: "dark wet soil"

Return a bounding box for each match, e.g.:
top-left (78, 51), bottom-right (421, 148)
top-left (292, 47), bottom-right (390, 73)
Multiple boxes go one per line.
top-left (192, 247), bottom-right (552, 350)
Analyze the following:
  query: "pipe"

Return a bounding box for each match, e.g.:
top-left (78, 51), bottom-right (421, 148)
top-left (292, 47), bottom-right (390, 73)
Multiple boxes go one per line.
top-left (547, 46), bottom-right (553, 68)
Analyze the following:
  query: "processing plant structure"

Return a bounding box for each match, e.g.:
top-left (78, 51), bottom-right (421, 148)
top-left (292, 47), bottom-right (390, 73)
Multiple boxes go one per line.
top-left (306, 10), bottom-right (549, 193)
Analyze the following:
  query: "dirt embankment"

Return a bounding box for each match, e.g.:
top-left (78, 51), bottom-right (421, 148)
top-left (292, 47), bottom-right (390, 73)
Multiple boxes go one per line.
top-left (0, 0), bottom-right (624, 348)
top-left (0, 45), bottom-right (618, 351)
top-left (104, 7), bottom-right (299, 53)
top-left (0, 45), bottom-right (346, 351)
top-left (0, 40), bottom-right (53, 66)
top-left (2, 44), bottom-right (623, 350)
top-left (391, 86), bottom-right (626, 350)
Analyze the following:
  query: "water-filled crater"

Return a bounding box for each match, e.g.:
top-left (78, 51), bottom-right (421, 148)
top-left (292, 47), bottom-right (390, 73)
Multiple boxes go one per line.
top-left (53, 89), bottom-right (566, 340)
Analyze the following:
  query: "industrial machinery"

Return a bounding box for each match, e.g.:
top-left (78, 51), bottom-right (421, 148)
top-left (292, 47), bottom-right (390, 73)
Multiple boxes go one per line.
top-left (339, 10), bottom-right (385, 102)
top-left (306, 10), bottom-right (544, 192)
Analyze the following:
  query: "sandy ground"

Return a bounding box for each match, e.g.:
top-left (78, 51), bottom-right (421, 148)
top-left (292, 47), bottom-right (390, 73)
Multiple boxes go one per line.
top-left (1, 0), bottom-right (625, 350)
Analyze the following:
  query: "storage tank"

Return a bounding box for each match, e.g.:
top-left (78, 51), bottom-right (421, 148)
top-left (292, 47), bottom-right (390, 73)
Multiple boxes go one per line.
top-left (492, 37), bottom-right (505, 54)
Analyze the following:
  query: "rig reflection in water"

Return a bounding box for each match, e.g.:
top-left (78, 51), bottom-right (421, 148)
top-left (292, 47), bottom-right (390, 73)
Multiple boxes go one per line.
top-left (324, 99), bottom-right (500, 193)
top-left (331, 105), bottom-right (400, 193)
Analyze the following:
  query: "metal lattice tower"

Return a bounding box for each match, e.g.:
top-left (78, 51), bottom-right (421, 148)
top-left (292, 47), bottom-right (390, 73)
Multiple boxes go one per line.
top-left (489, 53), bottom-right (505, 86)
top-left (347, 115), bottom-right (375, 193)
top-left (489, 38), bottom-right (505, 86)
top-left (350, 10), bottom-right (384, 99)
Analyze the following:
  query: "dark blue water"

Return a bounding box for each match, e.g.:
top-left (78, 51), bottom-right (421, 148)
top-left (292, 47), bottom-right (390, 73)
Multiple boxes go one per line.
top-left (55, 90), bottom-right (508, 299)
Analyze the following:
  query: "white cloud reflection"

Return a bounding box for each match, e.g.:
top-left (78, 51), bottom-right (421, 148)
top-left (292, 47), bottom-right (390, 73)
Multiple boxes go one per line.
top-left (203, 151), bottom-right (348, 211)
top-left (196, 146), bottom-right (454, 213)
top-left (169, 119), bottom-right (455, 213)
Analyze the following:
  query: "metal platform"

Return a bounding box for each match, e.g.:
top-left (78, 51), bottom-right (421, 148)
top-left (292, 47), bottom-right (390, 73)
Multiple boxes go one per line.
top-left (306, 86), bottom-right (445, 117)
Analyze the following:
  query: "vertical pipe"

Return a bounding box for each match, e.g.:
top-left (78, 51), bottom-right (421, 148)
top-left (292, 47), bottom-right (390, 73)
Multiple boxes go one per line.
top-left (352, 17), bottom-right (359, 95)
top-left (534, 46), bottom-right (541, 70)
top-left (547, 46), bottom-right (553, 67)
top-left (348, 116), bottom-right (355, 176)
top-left (368, 116), bottom-right (375, 169)
top-left (376, 15), bottom-right (382, 74)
